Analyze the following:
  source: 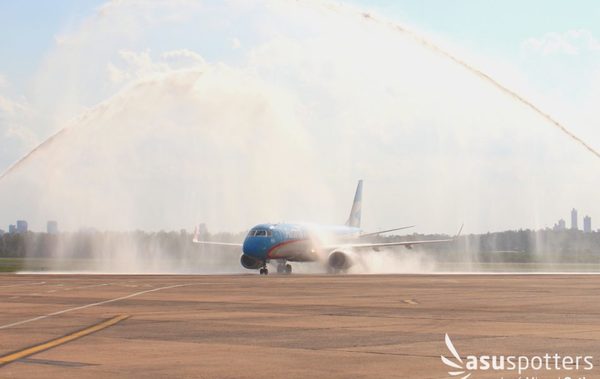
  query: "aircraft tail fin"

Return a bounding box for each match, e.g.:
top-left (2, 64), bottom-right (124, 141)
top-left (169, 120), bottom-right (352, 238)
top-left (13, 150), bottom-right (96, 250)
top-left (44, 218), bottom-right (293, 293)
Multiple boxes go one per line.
top-left (345, 180), bottom-right (363, 228)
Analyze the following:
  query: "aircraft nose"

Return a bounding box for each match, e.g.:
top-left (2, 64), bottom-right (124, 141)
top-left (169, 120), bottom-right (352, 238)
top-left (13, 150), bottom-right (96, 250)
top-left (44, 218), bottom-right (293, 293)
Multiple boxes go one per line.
top-left (243, 237), bottom-right (269, 259)
top-left (242, 238), bottom-right (260, 257)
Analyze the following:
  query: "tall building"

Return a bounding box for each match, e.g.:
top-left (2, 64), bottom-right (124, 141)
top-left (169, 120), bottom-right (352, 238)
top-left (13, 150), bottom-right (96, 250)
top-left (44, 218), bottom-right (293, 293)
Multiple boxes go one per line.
top-left (553, 219), bottom-right (566, 231)
top-left (584, 216), bottom-right (592, 233)
top-left (16, 220), bottom-right (28, 234)
top-left (8, 224), bottom-right (16, 234)
top-left (571, 208), bottom-right (578, 230)
top-left (0, 229), bottom-right (4, 236)
top-left (47, 220), bottom-right (59, 234)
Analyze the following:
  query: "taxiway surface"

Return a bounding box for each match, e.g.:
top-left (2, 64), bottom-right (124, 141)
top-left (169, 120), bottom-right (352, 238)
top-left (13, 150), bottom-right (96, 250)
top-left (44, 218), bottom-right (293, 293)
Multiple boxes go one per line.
top-left (2, 274), bottom-right (600, 378)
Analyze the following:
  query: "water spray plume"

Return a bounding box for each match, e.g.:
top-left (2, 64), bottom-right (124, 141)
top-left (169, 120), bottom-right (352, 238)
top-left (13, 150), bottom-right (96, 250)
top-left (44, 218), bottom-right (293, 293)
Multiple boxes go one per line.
top-left (0, 129), bottom-right (69, 182)
top-left (1, 0), bottom-right (598, 187)
top-left (299, 0), bottom-right (600, 160)
top-left (391, 24), bottom-right (600, 160)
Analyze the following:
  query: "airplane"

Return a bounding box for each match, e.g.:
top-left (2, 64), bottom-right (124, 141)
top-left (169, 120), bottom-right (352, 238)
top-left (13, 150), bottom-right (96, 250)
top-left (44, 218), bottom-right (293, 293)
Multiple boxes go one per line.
top-left (193, 180), bottom-right (462, 275)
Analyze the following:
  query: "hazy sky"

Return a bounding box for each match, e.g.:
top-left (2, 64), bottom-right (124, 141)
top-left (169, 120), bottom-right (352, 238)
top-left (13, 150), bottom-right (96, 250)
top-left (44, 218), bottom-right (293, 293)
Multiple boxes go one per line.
top-left (0, 0), bottom-right (599, 233)
top-left (2, 0), bottom-right (599, 101)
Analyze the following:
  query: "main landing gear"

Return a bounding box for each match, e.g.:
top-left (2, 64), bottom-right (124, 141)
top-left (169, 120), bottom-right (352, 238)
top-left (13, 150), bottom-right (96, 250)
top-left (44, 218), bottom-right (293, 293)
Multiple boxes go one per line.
top-left (276, 262), bottom-right (292, 275)
top-left (260, 261), bottom-right (293, 275)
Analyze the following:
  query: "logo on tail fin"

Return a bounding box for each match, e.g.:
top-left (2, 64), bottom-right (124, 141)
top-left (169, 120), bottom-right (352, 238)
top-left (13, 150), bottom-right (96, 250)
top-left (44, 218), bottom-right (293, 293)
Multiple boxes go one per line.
top-left (345, 180), bottom-right (362, 228)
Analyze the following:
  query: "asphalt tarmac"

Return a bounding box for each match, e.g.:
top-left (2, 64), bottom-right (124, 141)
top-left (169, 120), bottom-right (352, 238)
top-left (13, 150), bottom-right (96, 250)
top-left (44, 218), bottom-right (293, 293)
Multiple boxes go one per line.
top-left (2, 274), bottom-right (600, 378)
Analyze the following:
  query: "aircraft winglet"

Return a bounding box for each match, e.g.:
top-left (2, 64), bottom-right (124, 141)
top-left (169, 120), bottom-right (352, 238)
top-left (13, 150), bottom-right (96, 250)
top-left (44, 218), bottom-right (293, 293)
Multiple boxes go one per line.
top-left (454, 224), bottom-right (464, 238)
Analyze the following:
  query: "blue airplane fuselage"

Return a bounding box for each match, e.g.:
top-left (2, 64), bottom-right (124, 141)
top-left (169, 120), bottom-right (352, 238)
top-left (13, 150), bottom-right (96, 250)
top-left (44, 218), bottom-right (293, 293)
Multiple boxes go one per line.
top-left (242, 223), bottom-right (360, 262)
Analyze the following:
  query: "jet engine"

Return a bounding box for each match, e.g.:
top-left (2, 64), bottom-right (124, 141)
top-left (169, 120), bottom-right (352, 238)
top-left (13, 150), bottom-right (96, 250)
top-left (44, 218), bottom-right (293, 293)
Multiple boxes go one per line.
top-left (327, 250), bottom-right (354, 272)
top-left (240, 254), bottom-right (263, 270)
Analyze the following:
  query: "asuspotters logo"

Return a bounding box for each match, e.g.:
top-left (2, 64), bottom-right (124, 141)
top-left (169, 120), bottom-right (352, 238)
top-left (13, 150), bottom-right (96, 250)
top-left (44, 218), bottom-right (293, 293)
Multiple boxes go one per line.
top-left (440, 333), bottom-right (594, 379)
top-left (441, 334), bottom-right (472, 379)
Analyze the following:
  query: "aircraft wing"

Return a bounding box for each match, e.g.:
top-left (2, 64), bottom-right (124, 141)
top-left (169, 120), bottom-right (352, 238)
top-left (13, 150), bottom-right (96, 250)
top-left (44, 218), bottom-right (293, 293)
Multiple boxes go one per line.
top-left (192, 240), bottom-right (243, 247)
top-left (327, 224), bottom-right (463, 251)
top-left (329, 238), bottom-right (454, 250)
top-left (358, 225), bottom-right (415, 238)
top-left (192, 226), bottom-right (243, 247)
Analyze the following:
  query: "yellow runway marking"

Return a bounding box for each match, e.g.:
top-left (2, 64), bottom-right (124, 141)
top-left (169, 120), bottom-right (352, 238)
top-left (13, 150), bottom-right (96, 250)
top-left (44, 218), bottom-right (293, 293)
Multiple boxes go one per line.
top-left (0, 314), bottom-right (129, 367)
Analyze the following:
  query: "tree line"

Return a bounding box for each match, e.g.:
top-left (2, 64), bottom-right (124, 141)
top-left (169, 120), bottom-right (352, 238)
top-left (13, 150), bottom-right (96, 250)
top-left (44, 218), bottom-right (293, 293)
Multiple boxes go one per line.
top-left (1, 228), bottom-right (600, 263)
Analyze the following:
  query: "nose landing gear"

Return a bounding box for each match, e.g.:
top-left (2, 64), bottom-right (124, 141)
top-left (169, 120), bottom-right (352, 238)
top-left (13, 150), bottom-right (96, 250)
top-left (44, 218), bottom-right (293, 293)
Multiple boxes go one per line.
top-left (260, 261), bottom-right (269, 275)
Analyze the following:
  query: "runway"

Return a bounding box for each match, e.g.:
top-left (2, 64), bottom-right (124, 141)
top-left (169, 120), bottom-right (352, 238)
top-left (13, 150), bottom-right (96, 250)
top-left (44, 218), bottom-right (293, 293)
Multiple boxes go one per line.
top-left (2, 274), bottom-right (600, 378)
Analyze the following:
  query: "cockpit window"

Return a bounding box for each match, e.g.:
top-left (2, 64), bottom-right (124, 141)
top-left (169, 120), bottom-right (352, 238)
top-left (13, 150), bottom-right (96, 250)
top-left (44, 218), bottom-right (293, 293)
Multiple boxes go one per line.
top-left (247, 228), bottom-right (272, 238)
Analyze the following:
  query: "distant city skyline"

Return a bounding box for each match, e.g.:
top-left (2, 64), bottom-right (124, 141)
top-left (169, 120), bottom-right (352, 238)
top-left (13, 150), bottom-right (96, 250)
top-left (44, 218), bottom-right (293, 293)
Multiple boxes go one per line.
top-left (3, 212), bottom-right (597, 235)
top-left (584, 215), bottom-right (592, 233)
top-left (554, 208), bottom-right (594, 232)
